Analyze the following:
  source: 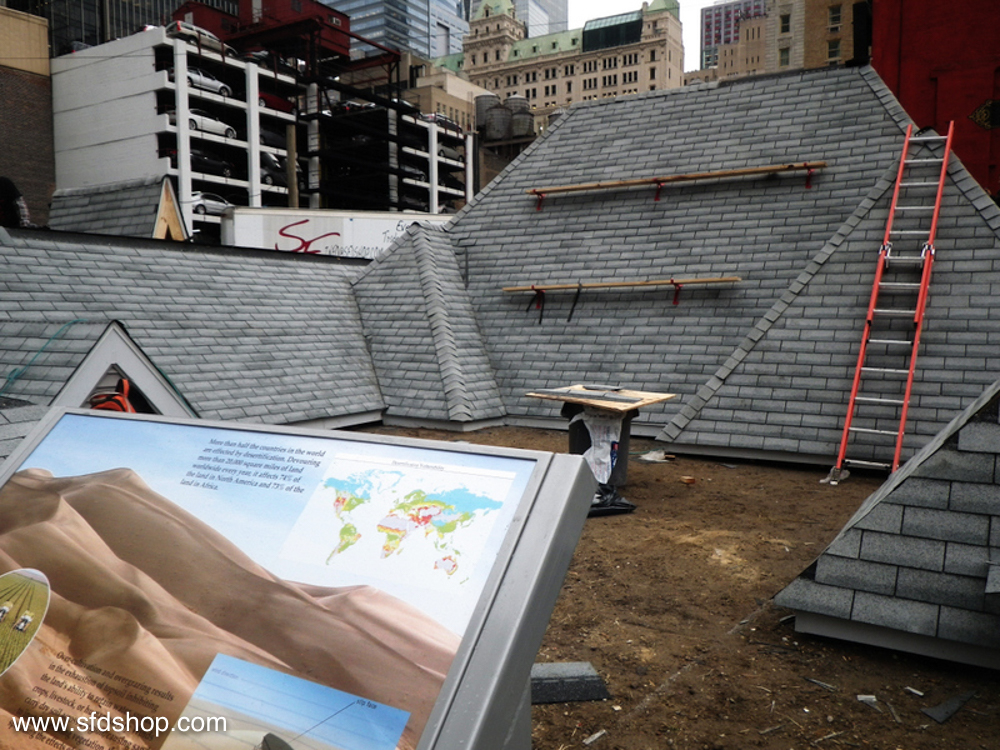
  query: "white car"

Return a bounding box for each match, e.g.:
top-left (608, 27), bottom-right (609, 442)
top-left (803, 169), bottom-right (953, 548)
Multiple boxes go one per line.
top-left (190, 192), bottom-right (233, 216)
top-left (169, 67), bottom-right (232, 97)
top-left (165, 21), bottom-right (236, 57)
top-left (169, 109), bottom-right (237, 139)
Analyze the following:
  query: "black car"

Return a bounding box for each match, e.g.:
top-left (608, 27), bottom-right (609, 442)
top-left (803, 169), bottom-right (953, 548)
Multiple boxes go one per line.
top-left (172, 148), bottom-right (233, 178)
top-left (260, 151), bottom-right (287, 186)
top-left (260, 127), bottom-right (286, 149)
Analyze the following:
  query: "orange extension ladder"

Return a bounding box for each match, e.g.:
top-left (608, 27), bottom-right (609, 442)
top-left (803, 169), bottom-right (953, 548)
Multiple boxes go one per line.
top-left (826, 122), bottom-right (954, 484)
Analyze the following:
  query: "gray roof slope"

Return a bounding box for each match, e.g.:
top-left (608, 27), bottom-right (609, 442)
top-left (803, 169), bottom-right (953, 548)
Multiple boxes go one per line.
top-left (0, 319), bottom-right (112, 404)
top-left (0, 228), bottom-right (383, 423)
top-left (659, 141), bottom-right (1000, 462)
top-left (775, 378), bottom-right (1000, 653)
top-left (447, 66), bottom-right (917, 429)
top-left (48, 177), bottom-right (173, 238)
top-left (352, 224), bottom-right (504, 422)
top-left (0, 403), bottom-right (49, 464)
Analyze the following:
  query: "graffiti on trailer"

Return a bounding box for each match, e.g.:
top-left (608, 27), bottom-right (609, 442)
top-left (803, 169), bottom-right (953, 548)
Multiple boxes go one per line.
top-left (275, 219), bottom-right (341, 254)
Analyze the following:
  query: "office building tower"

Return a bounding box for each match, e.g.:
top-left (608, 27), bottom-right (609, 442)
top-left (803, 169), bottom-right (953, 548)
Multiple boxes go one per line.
top-left (331, 0), bottom-right (469, 57)
top-left (700, 0), bottom-right (766, 68)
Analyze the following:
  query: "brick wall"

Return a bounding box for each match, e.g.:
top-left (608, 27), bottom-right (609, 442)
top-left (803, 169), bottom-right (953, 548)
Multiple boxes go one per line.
top-left (0, 67), bottom-right (55, 225)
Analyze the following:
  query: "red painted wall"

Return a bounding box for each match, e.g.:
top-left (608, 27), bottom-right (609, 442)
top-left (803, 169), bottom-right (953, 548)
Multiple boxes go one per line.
top-left (872, 0), bottom-right (1000, 197)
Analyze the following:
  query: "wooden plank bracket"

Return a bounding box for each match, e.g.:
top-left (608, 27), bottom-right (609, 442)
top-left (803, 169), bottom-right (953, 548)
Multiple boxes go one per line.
top-left (526, 162), bottom-right (827, 210)
top-left (504, 276), bottom-right (742, 321)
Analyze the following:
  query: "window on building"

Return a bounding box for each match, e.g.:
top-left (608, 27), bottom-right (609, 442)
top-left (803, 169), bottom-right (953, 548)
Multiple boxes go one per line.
top-left (828, 4), bottom-right (842, 29)
top-left (779, 46), bottom-right (790, 66)
top-left (495, 49), bottom-right (501, 60)
top-left (780, 13), bottom-right (790, 33)
top-left (650, 67), bottom-right (655, 79)
top-left (471, 54), bottom-right (476, 64)
top-left (566, 81), bottom-right (572, 93)
top-left (827, 39), bottom-right (840, 61)
top-left (650, 50), bottom-right (656, 62)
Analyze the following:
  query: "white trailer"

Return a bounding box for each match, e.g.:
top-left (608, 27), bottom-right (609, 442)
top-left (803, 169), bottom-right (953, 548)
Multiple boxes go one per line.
top-left (220, 207), bottom-right (450, 258)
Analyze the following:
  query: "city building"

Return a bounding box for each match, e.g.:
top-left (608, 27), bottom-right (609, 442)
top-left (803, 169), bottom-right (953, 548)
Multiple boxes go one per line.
top-left (51, 27), bottom-right (302, 236)
top-left (471, 0), bottom-right (568, 37)
top-left (448, 0), bottom-right (683, 126)
top-left (334, 0), bottom-right (469, 58)
top-left (6, 0), bottom-right (199, 57)
top-left (0, 6), bottom-right (55, 224)
top-left (699, 0), bottom-right (766, 69)
top-left (687, 0), bottom-right (868, 86)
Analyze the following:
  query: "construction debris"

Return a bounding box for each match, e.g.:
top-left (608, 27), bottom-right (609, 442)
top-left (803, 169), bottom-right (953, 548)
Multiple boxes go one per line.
top-left (921, 691), bottom-right (976, 724)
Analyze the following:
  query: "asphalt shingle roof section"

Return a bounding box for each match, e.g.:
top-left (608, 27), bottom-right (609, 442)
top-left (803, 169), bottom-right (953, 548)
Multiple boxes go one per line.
top-left (0, 229), bottom-right (384, 424)
top-left (775, 378), bottom-right (1000, 666)
top-left (353, 225), bottom-right (505, 423)
top-left (0, 319), bottom-right (110, 404)
top-left (0, 403), bottom-right (49, 464)
top-left (48, 177), bottom-right (174, 238)
top-left (432, 65), bottom-right (1000, 463)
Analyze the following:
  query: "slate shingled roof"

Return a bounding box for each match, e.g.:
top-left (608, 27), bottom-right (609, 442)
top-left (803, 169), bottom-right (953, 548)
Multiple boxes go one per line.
top-left (775, 378), bottom-right (1000, 667)
top-left (352, 224), bottom-right (504, 423)
top-left (0, 227), bottom-right (383, 424)
top-left (0, 320), bottom-right (111, 405)
top-left (48, 176), bottom-right (183, 238)
top-left (384, 64), bottom-right (1000, 465)
top-left (0, 403), bottom-right (49, 463)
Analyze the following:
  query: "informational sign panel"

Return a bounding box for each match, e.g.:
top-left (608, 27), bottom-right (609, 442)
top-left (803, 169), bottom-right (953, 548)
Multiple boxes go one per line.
top-left (0, 411), bottom-right (594, 750)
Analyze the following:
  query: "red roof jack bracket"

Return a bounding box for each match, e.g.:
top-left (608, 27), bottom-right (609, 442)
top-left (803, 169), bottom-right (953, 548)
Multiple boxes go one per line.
top-left (805, 168), bottom-right (815, 189)
top-left (654, 181), bottom-right (664, 202)
top-left (525, 285), bottom-right (545, 323)
top-left (671, 279), bottom-right (683, 305)
top-left (534, 192), bottom-right (546, 211)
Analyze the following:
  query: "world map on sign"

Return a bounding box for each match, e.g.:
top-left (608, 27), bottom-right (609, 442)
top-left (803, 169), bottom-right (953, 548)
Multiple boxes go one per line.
top-left (278, 455), bottom-right (516, 607)
top-left (323, 469), bottom-right (504, 579)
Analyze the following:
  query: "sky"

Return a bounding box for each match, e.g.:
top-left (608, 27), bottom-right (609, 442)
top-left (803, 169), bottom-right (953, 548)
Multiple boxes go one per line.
top-left (567, 0), bottom-right (716, 72)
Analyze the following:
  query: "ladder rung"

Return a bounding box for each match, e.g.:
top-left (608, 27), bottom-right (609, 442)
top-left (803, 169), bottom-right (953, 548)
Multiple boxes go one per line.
top-left (873, 308), bottom-right (916, 317)
top-left (849, 427), bottom-right (900, 436)
top-left (843, 458), bottom-right (892, 469)
top-left (861, 366), bottom-right (910, 374)
top-left (867, 338), bottom-right (912, 346)
top-left (884, 255), bottom-right (924, 264)
top-left (905, 158), bottom-right (943, 164)
top-left (895, 206), bottom-right (934, 211)
top-left (878, 282), bottom-right (921, 290)
top-left (909, 135), bottom-right (947, 142)
top-left (898, 181), bottom-right (940, 187)
top-left (855, 396), bottom-right (906, 405)
top-left (890, 230), bottom-right (929, 235)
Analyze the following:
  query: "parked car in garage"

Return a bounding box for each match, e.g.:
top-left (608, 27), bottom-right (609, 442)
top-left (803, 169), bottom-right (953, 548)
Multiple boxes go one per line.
top-left (168, 148), bottom-right (234, 178)
top-left (165, 21), bottom-right (235, 56)
top-left (168, 108), bottom-right (237, 139)
top-left (259, 126), bottom-right (286, 149)
top-left (258, 91), bottom-right (295, 113)
top-left (190, 191), bottom-right (234, 215)
top-left (260, 152), bottom-right (287, 186)
top-left (169, 67), bottom-right (232, 97)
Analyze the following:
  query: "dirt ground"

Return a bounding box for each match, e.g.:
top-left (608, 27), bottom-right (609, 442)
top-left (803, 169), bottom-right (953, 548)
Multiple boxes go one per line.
top-left (364, 425), bottom-right (1000, 750)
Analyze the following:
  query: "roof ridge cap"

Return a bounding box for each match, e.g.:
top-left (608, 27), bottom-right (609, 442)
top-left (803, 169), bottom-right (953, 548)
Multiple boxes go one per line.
top-left (411, 230), bottom-right (473, 421)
